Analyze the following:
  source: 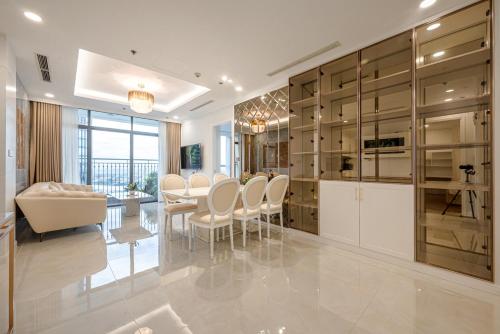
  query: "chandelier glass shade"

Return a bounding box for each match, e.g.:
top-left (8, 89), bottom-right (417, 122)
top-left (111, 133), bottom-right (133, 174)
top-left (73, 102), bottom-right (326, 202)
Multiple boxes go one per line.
top-left (128, 90), bottom-right (155, 114)
top-left (251, 118), bottom-right (266, 134)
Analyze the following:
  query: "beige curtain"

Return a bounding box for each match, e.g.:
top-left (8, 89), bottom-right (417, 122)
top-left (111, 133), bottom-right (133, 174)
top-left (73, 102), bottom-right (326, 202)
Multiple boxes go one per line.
top-left (166, 122), bottom-right (181, 175)
top-left (29, 101), bottom-right (62, 185)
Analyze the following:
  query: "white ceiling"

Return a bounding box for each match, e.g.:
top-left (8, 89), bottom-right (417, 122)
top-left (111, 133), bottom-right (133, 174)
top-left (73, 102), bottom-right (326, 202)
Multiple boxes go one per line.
top-left (74, 49), bottom-right (210, 113)
top-left (0, 0), bottom-right (477, 121)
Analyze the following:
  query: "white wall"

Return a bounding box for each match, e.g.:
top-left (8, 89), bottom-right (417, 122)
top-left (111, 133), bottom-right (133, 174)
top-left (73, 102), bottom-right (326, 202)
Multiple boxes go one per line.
top-left (0, 34), bottom-right (17, 213)
top-left (181, 106), bottom-right (233, 180)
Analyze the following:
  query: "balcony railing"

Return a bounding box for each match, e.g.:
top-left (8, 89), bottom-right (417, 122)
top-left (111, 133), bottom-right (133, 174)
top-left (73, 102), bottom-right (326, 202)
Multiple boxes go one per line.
top-left (79, 158), bottom-right (159, 201)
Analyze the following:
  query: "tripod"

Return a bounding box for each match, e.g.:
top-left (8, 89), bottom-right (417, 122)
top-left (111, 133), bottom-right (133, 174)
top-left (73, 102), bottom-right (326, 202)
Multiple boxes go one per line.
top-left (441, 169), bottom-right (477, 219)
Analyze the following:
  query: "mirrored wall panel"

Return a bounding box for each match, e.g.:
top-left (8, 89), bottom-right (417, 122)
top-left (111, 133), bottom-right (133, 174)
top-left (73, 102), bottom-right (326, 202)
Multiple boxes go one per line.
top-left (289, 69), bottom-right (319, 234)
top-left (234, 87), bottom-right (289, 227)
top-left (415, 0), bottom-right (493, 280)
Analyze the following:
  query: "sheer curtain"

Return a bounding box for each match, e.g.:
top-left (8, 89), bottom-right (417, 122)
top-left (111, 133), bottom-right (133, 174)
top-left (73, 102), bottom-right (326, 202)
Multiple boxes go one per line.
top-left (62, 107), bottom-right (80, 184)
top-left (158, 121), bottom-right (168, 201)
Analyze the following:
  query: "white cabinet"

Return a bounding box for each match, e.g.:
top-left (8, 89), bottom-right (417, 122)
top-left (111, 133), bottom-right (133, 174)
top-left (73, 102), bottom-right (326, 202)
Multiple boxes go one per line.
top-left (359, 182), bottom-right (414, 261)
top-left (320, 180), bottom-right (414, 260)
top-left (320, 181), bottom-right (359, 246)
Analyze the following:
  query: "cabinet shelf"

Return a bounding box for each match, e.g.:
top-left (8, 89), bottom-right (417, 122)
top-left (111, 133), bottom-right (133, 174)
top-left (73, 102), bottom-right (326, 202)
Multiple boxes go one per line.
top-left (417, 47), bottom-right (490, 79)
top-left (418, 181), bottom-right (490, 192)
top-left (291, 151), bottom-right (318, 156)
top-left (418, 142), bottom-right (490, 150)
top-left (362, 107), bottom-right (411, 123)
top-left (361, 69), bottom-right (411, 94)
top-left (290, 95), bottom-right (318, 109)
top-left (289, 200), bottom-right (318, 209)
top-left (291, 177), bottom-right (319, 182)
top-left (419, 213), bottom-right (490, 234)
top-left (417, 94), bottom-right (490, 118)
top-left (290, 123), bottom-right (315, 131)
top-left (321, 86), bottom-right (357, 102)
top-left (362, 146), bottom-right (411, 154)
top-left (322, 149), bottom-right (357, 154)
top-left (320, 118), bottom-right (357, 128)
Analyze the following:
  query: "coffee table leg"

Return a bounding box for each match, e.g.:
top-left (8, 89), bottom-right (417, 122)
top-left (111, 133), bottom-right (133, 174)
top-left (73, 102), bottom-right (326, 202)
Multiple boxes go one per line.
top-left (124, 198), bottom-right (140, 216)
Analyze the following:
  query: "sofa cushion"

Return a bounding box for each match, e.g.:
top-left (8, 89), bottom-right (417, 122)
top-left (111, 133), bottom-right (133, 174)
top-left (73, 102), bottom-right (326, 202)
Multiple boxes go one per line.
top-left (49, 182), bottom-right (64, 191)
top-left (23, 190), bottom-right (106, 198)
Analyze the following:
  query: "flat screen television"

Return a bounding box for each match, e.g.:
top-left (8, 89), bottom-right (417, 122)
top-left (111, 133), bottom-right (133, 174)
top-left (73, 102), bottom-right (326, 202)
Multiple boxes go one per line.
top-left (181, 143), bottom-right (202, 170)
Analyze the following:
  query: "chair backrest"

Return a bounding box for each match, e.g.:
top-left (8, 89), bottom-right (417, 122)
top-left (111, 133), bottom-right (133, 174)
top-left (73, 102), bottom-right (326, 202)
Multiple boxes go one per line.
top-left (255, 171), bottom-right (268, 177)
top-left (242, 176), bottom-right (267, 211)
top-left (189, 173), bottom-right (210, 188)
top-left (160, 174), bottom-right (187, 203)
top-left (213, 173), bottom-right (229, 184)
top-left (266, 175), bottom-right (289, 206)
top-left (207, 178), bottom-right (240, 217)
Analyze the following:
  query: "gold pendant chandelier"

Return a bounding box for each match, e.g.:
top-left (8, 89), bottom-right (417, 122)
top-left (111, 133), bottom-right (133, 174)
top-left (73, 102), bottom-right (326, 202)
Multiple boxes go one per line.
top-left (128, 84), bottom-right (154, 114)
top-left (251, 118), bottom-right (266, 134)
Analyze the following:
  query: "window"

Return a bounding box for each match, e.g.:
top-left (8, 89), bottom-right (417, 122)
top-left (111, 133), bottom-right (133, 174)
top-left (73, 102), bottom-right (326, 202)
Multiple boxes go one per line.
top-left (78, 110), bottom-right (160, 203)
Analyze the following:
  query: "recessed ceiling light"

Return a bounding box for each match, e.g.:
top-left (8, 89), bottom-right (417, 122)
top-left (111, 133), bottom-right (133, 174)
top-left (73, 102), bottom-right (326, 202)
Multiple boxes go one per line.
top-left (420, 0), bottom-right (436, 9)
top-left (427, 23), bottom-right (441, 31)
top-left (444, 98), bottom-right (453, 102)
top-left (221, 75), bottom-right (228, 82)
top-left (173, 115), bottom-right (179, 120)
top-left (235, 86), bottom-right (243, 92)
top-left (5, 85), bottom-right (16, 93)
top-left (45, 93), bottom-right (54, 98)
top-left (24, 11), bottom-right (42, 23)
top-left (432, 51), bottom-right (445, 58)
top-left (227, 79), bottom-right (233, 83)
top-left (445, 89), bottom-right (454, 93)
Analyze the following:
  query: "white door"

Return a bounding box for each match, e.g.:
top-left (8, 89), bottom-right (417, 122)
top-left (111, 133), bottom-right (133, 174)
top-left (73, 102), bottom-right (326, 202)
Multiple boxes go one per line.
top-left (359, 182), bottom-right (414, 260)
top-left (214, 122), bottom-right (232, 176)
top-left (320, 180), bottom-right (360, 246)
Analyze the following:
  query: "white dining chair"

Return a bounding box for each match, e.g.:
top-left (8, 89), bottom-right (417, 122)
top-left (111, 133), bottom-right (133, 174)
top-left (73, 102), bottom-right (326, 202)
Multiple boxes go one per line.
top-left (160, 174), bottom-right (197, 238)
top-left (213, 173), bottom-right (229, 184)
top-left (189, 173), bottom-right (211, 188)
top-left (188, 178), bottom-right (240, 259)
top-left (261, 175), bottom-right (289, 238)
top-left (233, 176), bottom-right (267, 247)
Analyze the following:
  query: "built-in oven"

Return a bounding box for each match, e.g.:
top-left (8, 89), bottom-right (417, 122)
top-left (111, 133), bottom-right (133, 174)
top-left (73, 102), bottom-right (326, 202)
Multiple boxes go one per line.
top-left (0, 214), bottom-right (14, 334)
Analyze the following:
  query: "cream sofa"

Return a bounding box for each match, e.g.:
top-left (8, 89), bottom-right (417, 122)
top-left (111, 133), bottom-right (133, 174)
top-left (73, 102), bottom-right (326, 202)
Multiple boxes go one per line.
top-left (15, 182), bottom-right (107, 238)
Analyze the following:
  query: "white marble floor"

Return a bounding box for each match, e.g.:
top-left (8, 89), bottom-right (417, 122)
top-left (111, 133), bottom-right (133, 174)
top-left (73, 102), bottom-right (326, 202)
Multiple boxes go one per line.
top-left (13, 203), bottom-right (500, 334)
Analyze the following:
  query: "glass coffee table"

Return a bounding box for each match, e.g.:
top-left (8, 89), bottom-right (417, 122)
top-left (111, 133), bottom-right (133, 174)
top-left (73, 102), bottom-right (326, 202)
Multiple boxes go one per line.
top-left (111, 191), bottom-right (153, 217)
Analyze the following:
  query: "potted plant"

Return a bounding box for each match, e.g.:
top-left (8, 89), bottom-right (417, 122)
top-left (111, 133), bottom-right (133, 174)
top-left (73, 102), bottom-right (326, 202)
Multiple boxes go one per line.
top-left (125, 182), bottom-right (138, 196)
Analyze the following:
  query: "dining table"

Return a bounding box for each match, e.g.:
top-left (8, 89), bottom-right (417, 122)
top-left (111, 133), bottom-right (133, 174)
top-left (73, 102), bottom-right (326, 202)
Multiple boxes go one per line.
top-left (161, 185), bottom-right (245, 241)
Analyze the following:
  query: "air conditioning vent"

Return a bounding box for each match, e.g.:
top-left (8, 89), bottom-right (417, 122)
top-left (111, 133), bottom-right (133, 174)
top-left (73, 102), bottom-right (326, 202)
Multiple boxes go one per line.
top-left (266, 41), bottom-right (341, 77)
top-left (189, 100), bottom-right (214, 112)
top-left (36, 53), bottom-right (51, 82)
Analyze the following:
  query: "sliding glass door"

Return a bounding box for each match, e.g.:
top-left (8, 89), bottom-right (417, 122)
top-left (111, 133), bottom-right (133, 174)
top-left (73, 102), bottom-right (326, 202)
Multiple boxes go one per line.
top-left (78, 110), bottom-right (159, 202)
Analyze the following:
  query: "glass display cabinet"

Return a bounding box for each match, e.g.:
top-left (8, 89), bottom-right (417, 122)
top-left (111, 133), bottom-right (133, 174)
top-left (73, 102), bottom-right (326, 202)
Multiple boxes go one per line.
top-left (415, 0), bottom-right (493, 280)
top-left (289, 68), bottom-right (320, 234)
top-left (319, 53), bottom-right (359, 181)
top-left (360, 31), bottom-right (413, 183)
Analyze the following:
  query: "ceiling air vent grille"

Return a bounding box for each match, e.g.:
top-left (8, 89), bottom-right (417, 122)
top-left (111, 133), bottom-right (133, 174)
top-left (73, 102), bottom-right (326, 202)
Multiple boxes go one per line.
top-left (189, 100), bottom-right (214, 112)
top-left (36, 53), bottom-right (51, 82)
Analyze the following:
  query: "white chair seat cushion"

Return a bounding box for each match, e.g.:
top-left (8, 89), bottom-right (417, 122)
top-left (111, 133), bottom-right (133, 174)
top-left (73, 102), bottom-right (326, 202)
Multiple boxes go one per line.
top-left (189, 211), bottom-right (231, 225)
top-left (260, 202), bottom-right (282, 213)
top-left (165, 202), bottom-right (198, 213)
top-left (233, 207), bottom-right (260, 219)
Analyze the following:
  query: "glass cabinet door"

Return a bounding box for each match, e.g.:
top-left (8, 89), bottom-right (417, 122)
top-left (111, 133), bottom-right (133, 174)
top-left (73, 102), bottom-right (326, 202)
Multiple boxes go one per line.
top-left (319, 53), bottom-right (359, 181)
top-left (360, 31), bottom-right (413, 184)
top-left (289, 69), bottom-right (320, 234)
top-left (415, 0), bottom-right (493, 280)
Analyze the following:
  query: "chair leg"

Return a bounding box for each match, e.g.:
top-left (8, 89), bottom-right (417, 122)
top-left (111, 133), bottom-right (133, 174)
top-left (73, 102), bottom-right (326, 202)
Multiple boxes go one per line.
top-left (216, 228), bottom-right (220, 242)
top-left (229, 224), bottom-right (234, 251)
top-left (188, 224), bottom-right (192, 251)
top-left (167, 215), bottom-right (173, 240)
top-left (280, 211), bottom-right (284, 233)
top-left (258, 218), bottom-right (262, 241)
top-left (242, 220), bottom-right (247, 248)
top-left (222, 226), bottom-right (225, 240)
top-left (182, 213), bottom-right (185, 236)
top-left (210, 229), bottom-right (214, 259)
top-left (267, 214), bottom-right (271, 239)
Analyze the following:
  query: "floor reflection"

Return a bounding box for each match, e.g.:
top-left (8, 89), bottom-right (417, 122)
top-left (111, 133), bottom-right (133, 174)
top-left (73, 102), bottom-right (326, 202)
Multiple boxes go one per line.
top-left (14, 202), bottom-right (500, 334)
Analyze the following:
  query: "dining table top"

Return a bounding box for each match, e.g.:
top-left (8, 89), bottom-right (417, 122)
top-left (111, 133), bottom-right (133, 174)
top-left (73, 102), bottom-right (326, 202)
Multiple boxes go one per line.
top-left (162, 185), bottom-right (244, 200)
